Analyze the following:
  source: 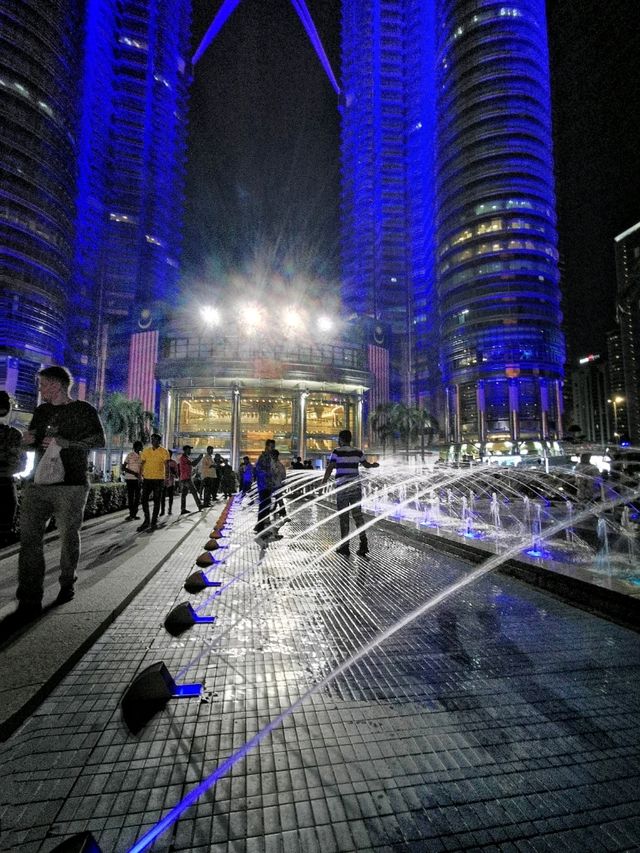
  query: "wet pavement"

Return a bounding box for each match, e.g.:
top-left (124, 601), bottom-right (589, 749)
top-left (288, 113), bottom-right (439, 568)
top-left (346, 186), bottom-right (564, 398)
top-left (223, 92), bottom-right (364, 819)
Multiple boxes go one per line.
top-left (1, 488), bottom-right (640, 852)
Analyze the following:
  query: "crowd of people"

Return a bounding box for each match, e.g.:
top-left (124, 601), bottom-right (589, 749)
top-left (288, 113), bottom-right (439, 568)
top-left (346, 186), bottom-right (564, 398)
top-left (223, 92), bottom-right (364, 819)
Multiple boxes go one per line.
top-left (2, 364), bottom-right (368, 622)
top-left (119, 441), bottom-right (246, 530)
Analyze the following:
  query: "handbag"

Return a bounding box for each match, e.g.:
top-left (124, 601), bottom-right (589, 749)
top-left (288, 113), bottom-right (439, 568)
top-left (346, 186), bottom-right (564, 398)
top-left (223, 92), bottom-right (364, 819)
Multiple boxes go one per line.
top-left (34, 441), bottom-right (65, 485)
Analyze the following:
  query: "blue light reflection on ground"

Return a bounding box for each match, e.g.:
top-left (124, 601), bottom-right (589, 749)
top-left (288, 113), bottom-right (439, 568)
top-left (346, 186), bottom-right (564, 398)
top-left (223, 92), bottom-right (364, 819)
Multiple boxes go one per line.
top-left (458, 530), bottom-right (486, 540)
top-left (525, 547), bottom-right (553, 560)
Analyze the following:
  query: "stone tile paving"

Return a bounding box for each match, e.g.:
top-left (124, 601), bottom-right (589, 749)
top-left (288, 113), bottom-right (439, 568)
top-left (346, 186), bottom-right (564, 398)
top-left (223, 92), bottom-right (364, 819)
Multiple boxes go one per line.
top-left (1, 490), bottom-right (640, 852)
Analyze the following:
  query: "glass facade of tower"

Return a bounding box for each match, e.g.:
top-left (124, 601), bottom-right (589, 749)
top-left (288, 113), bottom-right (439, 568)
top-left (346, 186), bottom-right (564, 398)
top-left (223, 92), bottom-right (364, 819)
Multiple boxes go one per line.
top-left (0, 0), bottom-right (81, 408)
top-left (614, 221), bottom-right (640, 443)
top-left (340, 1), bottom-right (409, 402)
top-left (436, 0), bottom-right (564, 445)
top-left (72, 0), bottom-right (191, 403)
top-left (341, 0), bottom-right (565, 446)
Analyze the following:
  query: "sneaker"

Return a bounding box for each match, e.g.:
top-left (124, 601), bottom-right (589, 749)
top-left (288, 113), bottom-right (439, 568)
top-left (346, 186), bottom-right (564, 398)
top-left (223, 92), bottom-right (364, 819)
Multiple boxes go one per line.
top-left (336, 545), bottom-right (350, 557)
top-left (137, 521), bottom-right (149, 532)
top-left (55, 586), bottom-right (75, 605)
top-left (125, 516), bottom-right (134, 522)
top-left (356, 545), bottom-right (369, 557)
top-left (180, 510), bottom-right (190, 515)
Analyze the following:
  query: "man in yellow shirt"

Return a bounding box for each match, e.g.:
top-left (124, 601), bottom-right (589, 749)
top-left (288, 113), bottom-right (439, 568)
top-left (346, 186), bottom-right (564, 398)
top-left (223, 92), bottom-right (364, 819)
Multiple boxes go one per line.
top-left (138, 433), bottom-right (170, 532)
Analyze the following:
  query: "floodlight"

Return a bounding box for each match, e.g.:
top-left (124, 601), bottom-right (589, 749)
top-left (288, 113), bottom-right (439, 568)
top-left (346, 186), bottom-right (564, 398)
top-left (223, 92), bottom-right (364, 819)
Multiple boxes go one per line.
top-left (317, 315), bottom-right (333, 332)
top-left (284, 308), bottom-right (305, 334)
top-left (201, 305), bottom-right (220, 325)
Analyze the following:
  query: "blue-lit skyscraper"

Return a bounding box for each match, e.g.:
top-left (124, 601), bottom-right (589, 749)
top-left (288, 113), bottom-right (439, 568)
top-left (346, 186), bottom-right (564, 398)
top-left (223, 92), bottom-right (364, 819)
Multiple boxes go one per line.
top-left (341, 0), bottom-right (565, 446)
top-left (341, 1), bottom-right (410, 402)
top-left (72, 0), bottom-right (191, 402)
top-left (0, 0), bottom-right (82, 409)
top-left (436, 0), bottom-right (564, 446)
top-left (1, 1), bottom-right (191, 410)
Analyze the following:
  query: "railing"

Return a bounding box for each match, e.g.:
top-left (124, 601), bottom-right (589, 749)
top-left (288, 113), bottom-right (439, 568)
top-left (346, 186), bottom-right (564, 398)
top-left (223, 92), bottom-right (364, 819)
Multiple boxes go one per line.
top-left (161, 337), bottom-right (367, 370)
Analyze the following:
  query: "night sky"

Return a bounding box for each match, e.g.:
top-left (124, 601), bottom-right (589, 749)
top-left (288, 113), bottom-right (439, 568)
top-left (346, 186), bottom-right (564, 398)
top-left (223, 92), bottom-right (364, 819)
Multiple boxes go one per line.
top-left (183, 0), bottom-right (640, 361)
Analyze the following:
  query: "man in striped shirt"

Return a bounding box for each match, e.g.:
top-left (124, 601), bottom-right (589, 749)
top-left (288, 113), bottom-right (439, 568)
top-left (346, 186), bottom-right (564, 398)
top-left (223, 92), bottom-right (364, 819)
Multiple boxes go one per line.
top-left (323, 429), bottom-right (379, 557)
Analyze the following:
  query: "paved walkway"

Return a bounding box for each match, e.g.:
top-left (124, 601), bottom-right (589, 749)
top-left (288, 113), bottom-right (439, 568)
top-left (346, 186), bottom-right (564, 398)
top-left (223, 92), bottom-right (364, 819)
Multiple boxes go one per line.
top-left (1, 488), bottom-right (640, 852)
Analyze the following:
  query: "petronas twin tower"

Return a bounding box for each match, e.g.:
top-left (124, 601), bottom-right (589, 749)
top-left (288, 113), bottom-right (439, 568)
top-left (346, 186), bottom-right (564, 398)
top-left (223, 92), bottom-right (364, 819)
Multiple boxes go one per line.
top-left (341, 0), bottom-right (565, 449)
top-left (1, 0), bottom-right (564, 449)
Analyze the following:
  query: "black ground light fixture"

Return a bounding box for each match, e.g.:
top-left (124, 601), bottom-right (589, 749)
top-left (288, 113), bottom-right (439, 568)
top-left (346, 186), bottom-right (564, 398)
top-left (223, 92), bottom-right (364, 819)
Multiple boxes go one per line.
top-left (121, 661), bottom-right (202, 734)
top-left (164, 601), bottom-right (215, 636)
top-left (49, 831), bottom-right (103, 852)
top-left (184, 569), bottom-right (223, 593)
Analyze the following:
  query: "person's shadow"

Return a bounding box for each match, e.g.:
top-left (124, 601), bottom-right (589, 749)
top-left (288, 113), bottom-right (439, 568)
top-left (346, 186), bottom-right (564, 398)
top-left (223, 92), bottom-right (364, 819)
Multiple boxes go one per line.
top-left (0, 601), bottom-right (57, 647)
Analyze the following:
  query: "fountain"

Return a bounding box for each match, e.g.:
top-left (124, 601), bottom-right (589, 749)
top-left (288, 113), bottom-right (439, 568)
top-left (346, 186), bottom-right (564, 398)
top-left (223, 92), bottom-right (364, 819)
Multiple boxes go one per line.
top-left (595, 516), bottom-right (611, 573)
top-left (123, 459), bottom-right (640, 853)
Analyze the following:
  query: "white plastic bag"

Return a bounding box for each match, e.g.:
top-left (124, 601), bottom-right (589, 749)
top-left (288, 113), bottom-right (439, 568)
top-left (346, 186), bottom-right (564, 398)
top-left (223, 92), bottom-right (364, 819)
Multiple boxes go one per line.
top-left (34, 441), bottom-right (65, 485)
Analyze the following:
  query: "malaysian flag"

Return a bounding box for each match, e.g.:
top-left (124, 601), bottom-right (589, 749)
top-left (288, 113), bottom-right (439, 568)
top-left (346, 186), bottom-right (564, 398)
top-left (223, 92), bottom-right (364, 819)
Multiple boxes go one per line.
top-left (127, 330), bottom-right (159, 413)
top-left (368, 344), bottom-right (389, 413)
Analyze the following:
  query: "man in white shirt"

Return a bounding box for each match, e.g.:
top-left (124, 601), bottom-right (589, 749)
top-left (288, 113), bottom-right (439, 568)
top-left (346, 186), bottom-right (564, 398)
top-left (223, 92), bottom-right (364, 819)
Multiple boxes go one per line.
top-left (122, 440), bottom-right (143, 520)
top-left (201, 445), bottom-right (219, 507)
top-left (323, 429), bottom-right (379, 558)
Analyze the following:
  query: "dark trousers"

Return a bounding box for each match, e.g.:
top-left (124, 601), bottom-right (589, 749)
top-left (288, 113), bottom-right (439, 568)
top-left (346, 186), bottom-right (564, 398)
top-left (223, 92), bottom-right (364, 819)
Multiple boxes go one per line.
top-left (336, 484), bottom-right (368, 547)
top-left (255, 488), bottom-right (272, 532)
top-left (125, 478), bottom-right (140, 518)
top-left (273, 493), bottom-right (287, 519)
top-left (202, 477), bottom-right (218, 506)
top-left (141, 479), bottom-right (163, 525)
top-left (161, 484), bottom-right (175, 514)
top-left (180, 478), bottom-right (202, 512)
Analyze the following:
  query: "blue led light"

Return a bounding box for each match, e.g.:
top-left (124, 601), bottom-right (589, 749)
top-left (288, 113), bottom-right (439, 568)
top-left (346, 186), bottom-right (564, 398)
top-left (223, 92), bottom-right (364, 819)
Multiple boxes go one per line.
top-left (172, 683), bottom-right (203, 698)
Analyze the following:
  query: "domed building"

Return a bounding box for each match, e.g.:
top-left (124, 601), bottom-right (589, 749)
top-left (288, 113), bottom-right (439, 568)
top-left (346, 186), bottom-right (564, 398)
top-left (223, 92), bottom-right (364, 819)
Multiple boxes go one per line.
top-left (155, 306), bottom-right (378, 465)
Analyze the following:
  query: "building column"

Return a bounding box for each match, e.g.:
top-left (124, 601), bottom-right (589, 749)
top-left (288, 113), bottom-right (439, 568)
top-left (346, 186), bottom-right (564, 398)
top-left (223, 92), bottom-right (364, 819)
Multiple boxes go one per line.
top-left (539, 379), bottom-right (549, 440)
top-left (230, 385), bottom-right (241, 470)
top-left (554, 379), bottom-right (564, 440)
top-left (508, 380), bottom-right (519, 442)
top-left (354, 393), bottom-right (363, 449)
top-left (297, 390), bottom-right (308, 460)
top-left (450, 384), bottom-right (461, 445)
top-left (159, 382), bottom-right (173, 448)
top-left (476, 380), bottom-right (487, 444)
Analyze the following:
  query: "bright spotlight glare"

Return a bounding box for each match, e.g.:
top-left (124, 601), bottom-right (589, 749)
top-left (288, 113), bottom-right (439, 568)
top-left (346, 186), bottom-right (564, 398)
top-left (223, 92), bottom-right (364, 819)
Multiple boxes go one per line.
top-left (284, 308), bottom-right (305, 333)
top-left (317, 316), bottom-right (333, 332)
top-left (243, 304), bottom-right (264, 335)
top-left (201, 306), bottom-right (220, 325)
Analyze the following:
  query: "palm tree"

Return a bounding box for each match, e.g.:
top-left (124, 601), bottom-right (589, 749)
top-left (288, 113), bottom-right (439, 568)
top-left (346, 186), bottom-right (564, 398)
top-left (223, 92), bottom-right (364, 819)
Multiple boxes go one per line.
top-left (101, 393), bottom-right (155, 479)
top-left (392, 403), bottom-right (418, 459)
top-left (412, 408), bottom-right (439, 460)
top-left (370, 402), bottom-right (401, 455)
